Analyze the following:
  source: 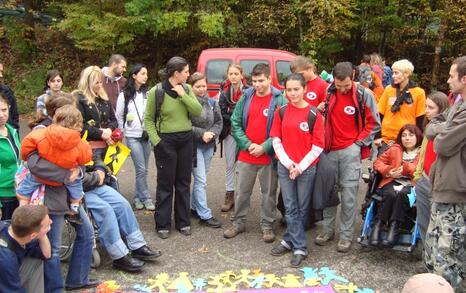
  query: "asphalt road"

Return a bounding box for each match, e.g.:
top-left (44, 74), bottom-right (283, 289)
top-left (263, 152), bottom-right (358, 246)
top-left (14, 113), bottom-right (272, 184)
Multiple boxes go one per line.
top-left (19, 120), bottom-right (423, 292)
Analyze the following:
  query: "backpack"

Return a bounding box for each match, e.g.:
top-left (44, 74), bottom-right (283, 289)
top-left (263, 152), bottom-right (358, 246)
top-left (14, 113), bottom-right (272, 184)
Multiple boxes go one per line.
top-left (278, 105), bottom-right (319, 134)
top-left (358, 65), bottom-right (375, 90)
top-left (154, 82), bottom-right (190, 131)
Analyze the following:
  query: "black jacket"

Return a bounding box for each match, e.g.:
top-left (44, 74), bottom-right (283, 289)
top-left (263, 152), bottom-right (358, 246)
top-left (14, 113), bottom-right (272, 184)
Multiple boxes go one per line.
top-left (76, 94), bottom-right (118, 141)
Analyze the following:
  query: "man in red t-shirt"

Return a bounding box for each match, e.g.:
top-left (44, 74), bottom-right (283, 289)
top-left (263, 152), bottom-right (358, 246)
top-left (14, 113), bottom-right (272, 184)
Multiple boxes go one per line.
top-left (315, 62), bottom-right (380, 253)
top-left (223, 63), bottom-right (287, 243)
top-left (290, 56), bottom-right (329, 111)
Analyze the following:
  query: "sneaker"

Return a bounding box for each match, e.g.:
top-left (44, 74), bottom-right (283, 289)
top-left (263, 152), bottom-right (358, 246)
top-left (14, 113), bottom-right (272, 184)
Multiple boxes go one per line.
top-left (336, 239), bottom-right (352, 253)
top-left (134, 199), bottom-right (144, 210)
top-left (290, 253), bottom-right (306, 268)
top-left (262, 229), bottom-right (275, 243)
top-left (200, 217), bottom-right (222, 228)
top-left (143, 200), bottom-right (155, 211)
top-left (314, 232), bottom-right (335, 246)
top-left (223, 225), bottom-right (245, 239)
top-left (271, 242), bottom-right (291, 256)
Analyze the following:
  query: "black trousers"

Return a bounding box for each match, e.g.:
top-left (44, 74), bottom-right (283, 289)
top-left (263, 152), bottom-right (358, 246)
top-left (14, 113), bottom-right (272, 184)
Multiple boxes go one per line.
top-left (377, 181), bottom-right (411, 223)
top-left (0, 197), bottom-right (19, 220)
top-left (154, 131), bottom-right (193, 231)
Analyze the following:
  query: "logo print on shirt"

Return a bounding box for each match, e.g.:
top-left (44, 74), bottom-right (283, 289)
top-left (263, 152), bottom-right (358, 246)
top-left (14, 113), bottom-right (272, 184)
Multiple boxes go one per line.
top-left (263, 108), bottom-right (269, 117)
top-left (306, 92), bottom-right (317, 100)
top-left (299, 122), bottom-right (309, 132)
top-left (344, 106), bottom-right (356, 115)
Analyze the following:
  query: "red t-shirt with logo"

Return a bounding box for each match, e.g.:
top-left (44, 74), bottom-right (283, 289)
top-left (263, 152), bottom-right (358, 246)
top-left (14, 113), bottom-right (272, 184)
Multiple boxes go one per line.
top-left (238, 93), bottom-right (272, 165)
top-left (330, 90), bottom-right (359, 150)
top-left (270, 103), bottom-right (325, 166)
top-left (304, 77), bottom-right (329, 107)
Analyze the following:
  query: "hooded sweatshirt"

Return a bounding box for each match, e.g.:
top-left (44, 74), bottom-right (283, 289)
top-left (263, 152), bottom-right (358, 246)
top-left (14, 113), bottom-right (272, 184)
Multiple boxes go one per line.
top-left (102, 67), bottom-right (127, 110)
top-left (426, 100), bottom-right (466, 203)
top-left (21, 124), bottom-right (92, 186)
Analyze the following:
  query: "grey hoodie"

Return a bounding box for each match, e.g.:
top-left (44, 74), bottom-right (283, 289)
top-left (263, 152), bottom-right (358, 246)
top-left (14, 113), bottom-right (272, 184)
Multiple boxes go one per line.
top-left (426, 100), bottom-right (466, 203)
top-left (191, 94), bottom-right (223, 148)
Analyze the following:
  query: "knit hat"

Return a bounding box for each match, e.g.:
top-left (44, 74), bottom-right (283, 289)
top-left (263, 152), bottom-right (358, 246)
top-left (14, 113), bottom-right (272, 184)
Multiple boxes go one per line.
top-left (401, 273), bottom-right (454, 293)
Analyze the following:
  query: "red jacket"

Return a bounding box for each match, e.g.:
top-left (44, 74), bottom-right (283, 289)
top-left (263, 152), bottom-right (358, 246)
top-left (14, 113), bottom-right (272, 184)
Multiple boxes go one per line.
top-left (374, 144), bottom-right (419, 188)
top-left (324, 83), bottom-right (380, 158)
top-left (21, 124), bottom-right (92, 186)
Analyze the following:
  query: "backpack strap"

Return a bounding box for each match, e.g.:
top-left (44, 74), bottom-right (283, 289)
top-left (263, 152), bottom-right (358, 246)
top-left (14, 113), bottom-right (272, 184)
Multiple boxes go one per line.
top-left (155, 83), bottom-right (164, 132)
top-left (355, 85), bottom-right (366, 128)
top-left (307, 106), bottom-right (318, 133)
top-left (279, 104), bottom-right (318, 135)
top-left (279, 104), bottom-right (287, 120)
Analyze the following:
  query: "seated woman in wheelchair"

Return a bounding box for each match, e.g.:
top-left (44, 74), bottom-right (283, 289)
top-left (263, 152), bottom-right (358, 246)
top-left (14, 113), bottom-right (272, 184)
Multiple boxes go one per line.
top-left (370, 124), bottom-right (422, 247)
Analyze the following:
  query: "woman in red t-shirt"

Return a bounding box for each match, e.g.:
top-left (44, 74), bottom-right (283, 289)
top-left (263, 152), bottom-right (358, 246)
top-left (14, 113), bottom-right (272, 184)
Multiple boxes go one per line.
top-left (269, 73), bottom-right (325, 267)
top-left (371, 124), bottom-right (422, 247)
top-left (414, 91), bottom-right (450, 243)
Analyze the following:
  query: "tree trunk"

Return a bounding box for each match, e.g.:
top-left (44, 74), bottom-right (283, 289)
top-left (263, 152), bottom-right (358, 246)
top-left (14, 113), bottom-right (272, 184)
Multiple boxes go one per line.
top-left (431, 18), bottom-right (445, 89)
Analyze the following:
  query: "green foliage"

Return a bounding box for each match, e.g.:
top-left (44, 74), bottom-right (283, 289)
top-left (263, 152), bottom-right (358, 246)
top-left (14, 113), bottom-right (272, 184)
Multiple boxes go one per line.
top-left (3, 18), bottom-right (36, 59)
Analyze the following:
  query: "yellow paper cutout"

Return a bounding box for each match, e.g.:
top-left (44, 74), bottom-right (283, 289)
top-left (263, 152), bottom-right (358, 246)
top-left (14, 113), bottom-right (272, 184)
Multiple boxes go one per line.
top-left (104, 142), bottom-right (131, 175)
top-left (148, 273), bottom-right (170, 292)
top-left (335, 282), bottom-right (359, 293)
top-left (234, 269), bottom-right (251, 287)
top-left (304, 278), bottom-right (321, 287)
top-left (282, 274), bottom-right (303, 288)
top-left (264, 274), bottom-right (284, 288)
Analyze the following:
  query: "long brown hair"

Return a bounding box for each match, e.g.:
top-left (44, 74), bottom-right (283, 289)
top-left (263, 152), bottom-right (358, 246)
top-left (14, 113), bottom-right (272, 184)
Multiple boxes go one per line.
top-left (424, 91), bottom-right (449, 127)
top-left (396, 124), bottom-right (423, 151)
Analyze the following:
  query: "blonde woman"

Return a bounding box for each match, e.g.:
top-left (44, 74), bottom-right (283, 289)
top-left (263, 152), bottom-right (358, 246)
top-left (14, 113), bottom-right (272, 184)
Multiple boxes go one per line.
top-left (75, 66), bottom-right (118, 167)
top-left (375, 59), bottom-right (426, 153)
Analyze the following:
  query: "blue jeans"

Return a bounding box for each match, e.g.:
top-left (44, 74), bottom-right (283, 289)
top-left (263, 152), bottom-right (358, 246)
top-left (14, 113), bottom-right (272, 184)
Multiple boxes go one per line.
top-left (45, 206), bottom-right (94, 292)
top-left (85, 185), bottom-right (146, 260)
top-left (17, 172), bottom-right (83, 201)
top-left (415, 175), bottom-right (432, 243)
top-left (126, 137), bottom-right (151, 202)
top-left (278, 162), bottom-right (316, 255)
top-left (191, 145), bottom-right (215, 220)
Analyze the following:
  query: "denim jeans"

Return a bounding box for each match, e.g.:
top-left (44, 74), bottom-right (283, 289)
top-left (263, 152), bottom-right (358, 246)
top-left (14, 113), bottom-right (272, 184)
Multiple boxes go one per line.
top-left (191, 144), bottom-right (215, 220)
top-left (45, 206), bottom-right (93, 292)
top-left (126, 137), bottom-right (151, 202)
top-left (278, 162), bottom-right (316, 255)
top-left (85, 185), bottom-right (146, 260)
top-left (415, 175), bottom-right (432, 243)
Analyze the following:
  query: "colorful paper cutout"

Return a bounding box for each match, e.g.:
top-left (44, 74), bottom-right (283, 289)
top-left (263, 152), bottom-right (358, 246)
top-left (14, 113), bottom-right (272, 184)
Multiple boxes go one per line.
top-left (319, 267), bottom-right (349, 285)
top-left (335, 282), bottom-right (358, 293)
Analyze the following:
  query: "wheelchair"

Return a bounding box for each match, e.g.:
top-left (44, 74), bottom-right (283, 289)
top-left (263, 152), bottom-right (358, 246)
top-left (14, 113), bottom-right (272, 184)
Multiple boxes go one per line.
top-left (357, 168), bottom-right (420, 253)
top-left (59, 200), bottom-right (101, 268)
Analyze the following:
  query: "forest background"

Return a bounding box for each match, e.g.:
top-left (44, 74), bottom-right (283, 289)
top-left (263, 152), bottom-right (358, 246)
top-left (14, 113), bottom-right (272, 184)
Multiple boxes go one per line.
top-left (0, 0), bottom-right (465, 113)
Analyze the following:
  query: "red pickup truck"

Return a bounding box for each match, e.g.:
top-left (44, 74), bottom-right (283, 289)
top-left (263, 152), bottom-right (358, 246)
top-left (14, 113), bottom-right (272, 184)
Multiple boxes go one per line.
top-left (196, 48), bottom-right (296, 97)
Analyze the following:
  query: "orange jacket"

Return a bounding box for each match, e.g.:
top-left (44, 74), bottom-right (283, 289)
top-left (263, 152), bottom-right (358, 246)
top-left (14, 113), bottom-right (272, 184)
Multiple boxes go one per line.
top-left (374, 144), bottom-right (419, 188)
top-left (21, 124), bottom-right (92, 186)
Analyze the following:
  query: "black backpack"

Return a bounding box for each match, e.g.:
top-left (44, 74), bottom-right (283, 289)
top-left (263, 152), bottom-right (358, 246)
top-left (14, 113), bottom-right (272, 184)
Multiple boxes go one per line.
top-left (154, 82), bottom-right (190, 131)
top-left (278, 105), bottom-right (319, 134)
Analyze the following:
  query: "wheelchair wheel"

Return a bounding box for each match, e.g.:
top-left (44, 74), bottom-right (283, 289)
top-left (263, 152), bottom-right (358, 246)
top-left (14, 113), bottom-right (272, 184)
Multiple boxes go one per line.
top-left (59, 220), bottom-right (76, 262)
top-left (91, 248), bottom-right (101, 268)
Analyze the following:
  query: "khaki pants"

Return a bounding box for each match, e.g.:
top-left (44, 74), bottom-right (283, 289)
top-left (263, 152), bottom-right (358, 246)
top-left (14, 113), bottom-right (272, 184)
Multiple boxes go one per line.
top-left (20, 257), bottom-right (44, 293)
top-left (231, 161), bottom-right (278, 230)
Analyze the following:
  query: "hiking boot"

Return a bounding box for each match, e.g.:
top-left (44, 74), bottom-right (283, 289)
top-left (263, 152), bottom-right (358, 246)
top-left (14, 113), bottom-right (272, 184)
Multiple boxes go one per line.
top-left (262, 229), bottom-right (275, 243)
top-left (314, 232), bottom-right (335, 246)
top-left (134, 198), bottom-right (144, 210)
top-left (223, 225), bottom-right (245, 239)
top-left (143, 200), bottom-right (155, 211)
top-left (336, 239), bottom-right (352, 253)
top-left (271, 242), bottom-right (291, 256)
top-left (221, 191), bottom-right (235, 212)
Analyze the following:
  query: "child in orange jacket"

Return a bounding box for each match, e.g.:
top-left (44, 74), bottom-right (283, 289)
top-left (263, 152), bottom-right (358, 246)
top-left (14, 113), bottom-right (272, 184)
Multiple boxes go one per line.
top-left (17, 104), bottom-right (92, 213)
top-left (370, 124), bottom-right (422, 247)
